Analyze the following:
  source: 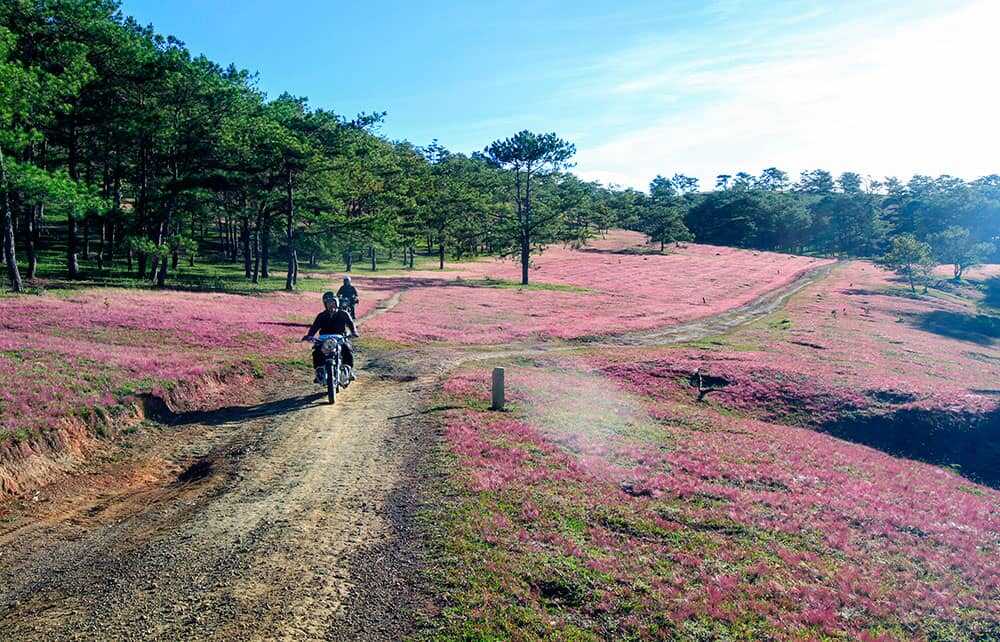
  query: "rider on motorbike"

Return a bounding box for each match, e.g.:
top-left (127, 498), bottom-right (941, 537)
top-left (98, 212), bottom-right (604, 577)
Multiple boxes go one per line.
top-left (302, 291), bottom-right (359, 384)
top-left (337, 276), bottom-right (359, 318)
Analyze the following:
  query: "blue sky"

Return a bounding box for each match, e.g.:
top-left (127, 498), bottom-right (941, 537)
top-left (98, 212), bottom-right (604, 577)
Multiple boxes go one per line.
top-left (120, 0), bottom-right (999, 190)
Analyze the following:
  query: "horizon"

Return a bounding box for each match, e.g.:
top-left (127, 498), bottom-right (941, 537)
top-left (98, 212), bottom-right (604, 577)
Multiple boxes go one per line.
top-left (119, 0), bottom-right (1000, 192)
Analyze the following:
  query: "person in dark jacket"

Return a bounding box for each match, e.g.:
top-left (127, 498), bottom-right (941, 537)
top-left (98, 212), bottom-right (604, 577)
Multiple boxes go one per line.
top-left (337, 276), bottom-right (359, 318)
top-left (302, 291), bottom-right (359, 383)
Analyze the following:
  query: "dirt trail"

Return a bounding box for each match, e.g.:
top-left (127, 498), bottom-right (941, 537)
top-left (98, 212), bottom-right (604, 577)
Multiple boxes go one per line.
top-left (610, 261), bottom-right (835, 345)
top-left (0, 369), bottom-right (430, 640)
top-left (0, 263), bottom-right (834, 641)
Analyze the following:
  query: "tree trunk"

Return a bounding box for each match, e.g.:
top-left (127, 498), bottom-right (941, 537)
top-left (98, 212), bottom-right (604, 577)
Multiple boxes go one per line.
top-left (83, 216), bottom-right (91, 260)
top-left (155, 222), bottom-right (170, 287)
top-left (261, 223), bottom-right (270, 278)
top-left (252, 224), bottom-right (261, 284)
top-left (241, 216), bottom-right (252, 279)
top-left (409, 245), bottom-right (415, 269)
top-left (135, 139), bottom-right (148, 278)
top-left (285, 168), bottom-right (296, 291)
top-left (345, 247), bottom-right (353, 272)
top-left (520, 236), bottom-right (530, 285)
top-left (107, 220), bottom-right (117, 267)
top-left (155, 163), bottom-right (182, 288)
top-left (67, 121), bottom-right (80, 279)
top-left (156, 255), bottom-right (168, 287)
top-left (149, 219), bottom-right (163, 282)
top-left (370, 245), bottom-right (376, 271)
top-left (149, 231), bottom-right (161, 283)
top-left (309, 253), bottom-right (316, 268)
top-left (1, 204), bottom-right (19, 292)
top-left (520, 167), bottom-right (532, 285)
top-left (230, 216), bottom-right (239, 262)
top-left (1, 149), bottom-right (22, 292)
top-left (23, 204), bottom-right (38, 280)
top-left (67, 215), bottom-right (80, 278)
top-left (96, 219), bottom-right (105, 270)
top-left (439, 240), bottom-right (445, 270)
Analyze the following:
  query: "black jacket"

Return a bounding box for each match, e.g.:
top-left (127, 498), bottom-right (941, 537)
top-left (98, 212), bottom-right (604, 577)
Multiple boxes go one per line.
top-left (306, 310), bottom-right (355, 337)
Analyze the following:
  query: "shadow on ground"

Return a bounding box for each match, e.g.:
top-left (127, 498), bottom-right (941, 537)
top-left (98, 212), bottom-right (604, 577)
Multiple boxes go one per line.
top-left (984, 276), bottom-right (1000, 309)
top-left (822, 406), bottom-right (1000, 488)
top-left (907, 310), bottom-right (999, 346)
top-left (147, 391), bottom-right (326, 427)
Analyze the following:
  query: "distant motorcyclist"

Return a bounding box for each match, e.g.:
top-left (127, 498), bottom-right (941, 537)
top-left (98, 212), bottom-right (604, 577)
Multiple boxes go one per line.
top-left (302, 292), bottom-right (358, 384)
top-left (337, 276), bottom-right (359, 319)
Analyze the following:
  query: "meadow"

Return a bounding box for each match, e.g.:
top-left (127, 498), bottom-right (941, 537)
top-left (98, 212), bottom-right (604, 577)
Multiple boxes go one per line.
top-left (425, 355), bottom-right (998, 640)
top-left (365, 231), bottom-right (829, 344)
top-left (0, 232), bottom-right (820, 457)
top-left (2, 232), bottom-right (998, 640)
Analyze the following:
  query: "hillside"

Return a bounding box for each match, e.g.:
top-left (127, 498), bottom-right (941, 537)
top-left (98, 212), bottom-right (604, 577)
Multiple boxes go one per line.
top-left (0, 233), bottom-right (997, 640)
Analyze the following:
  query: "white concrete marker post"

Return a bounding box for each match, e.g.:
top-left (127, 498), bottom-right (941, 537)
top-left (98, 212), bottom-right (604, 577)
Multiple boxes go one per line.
top-left (491, 367), bottom-right (505, 411)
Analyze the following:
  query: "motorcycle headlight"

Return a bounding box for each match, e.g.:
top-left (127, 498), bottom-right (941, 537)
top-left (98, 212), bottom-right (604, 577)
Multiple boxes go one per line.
top-left (321, 339), bottom-right (340, 355)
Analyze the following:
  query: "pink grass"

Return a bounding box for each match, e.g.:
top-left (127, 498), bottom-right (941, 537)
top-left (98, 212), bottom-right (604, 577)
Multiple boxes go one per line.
top-left (367, 231), bottom-right (830, 343)
top-left (439, 358), bottom-right (1000, 638)
top-left (0, 282), bottom-right (395, 438)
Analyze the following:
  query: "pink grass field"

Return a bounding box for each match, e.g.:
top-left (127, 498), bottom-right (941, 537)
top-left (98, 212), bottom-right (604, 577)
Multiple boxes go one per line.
top-left (0, 284), bottom-right (395, 442)
top-left (0, 232), bottom-right (826, 445)
top-left (434, 356), bottom-right (1000, 640)
top-left (365, 231), bottom-right (830, 344)
top-left (932, 263), bottom-right (1000, 281)
top-left (661, 261), bottom-right (999, 412)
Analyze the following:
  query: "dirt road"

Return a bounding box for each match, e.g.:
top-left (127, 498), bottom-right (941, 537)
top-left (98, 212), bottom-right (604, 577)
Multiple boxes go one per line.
top-left (0, 263), bottom-right (833, 641)
top-left (0, 363), bottom-right (434, 640)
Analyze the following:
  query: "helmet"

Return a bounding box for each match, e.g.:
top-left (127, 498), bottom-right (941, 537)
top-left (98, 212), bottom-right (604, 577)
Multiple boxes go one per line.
top-left (322, 291), bottom-right (337, 304)
top-left (343, 276), bottom-right (352, 284)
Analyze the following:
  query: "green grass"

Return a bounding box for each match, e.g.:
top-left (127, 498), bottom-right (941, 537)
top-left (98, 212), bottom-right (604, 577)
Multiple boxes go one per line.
top-left (674, 335), bottom-right (759, 352)
top-left (8, 245), bottom-right (454, 296)
top-left (455, 276), bottom-right (594, 293)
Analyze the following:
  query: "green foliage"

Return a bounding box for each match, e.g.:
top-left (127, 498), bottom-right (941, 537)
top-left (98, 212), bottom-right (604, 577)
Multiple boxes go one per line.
top-left (483, 130), bottom-right (577, 284)
top-left (684, 189), bottom-right (809, 252)
top-left (928, 226), bottom-right (994, 280)
top-left (2, 1), bottom-right (997, 298)
top-left (879, 234), bottom-right (935, 293)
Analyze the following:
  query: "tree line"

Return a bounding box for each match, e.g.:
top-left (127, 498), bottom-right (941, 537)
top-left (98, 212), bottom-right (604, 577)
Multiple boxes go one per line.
top-left (2, 1), bottom-right (997, 296)
top-left (624, 169), bottom-right (999, 280)
top-left (0, 0), bottom-right (616, 292)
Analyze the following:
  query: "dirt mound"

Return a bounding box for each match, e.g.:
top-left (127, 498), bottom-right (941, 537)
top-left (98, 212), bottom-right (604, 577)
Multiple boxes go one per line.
top-left (0, 365), bottom-right (268, 503)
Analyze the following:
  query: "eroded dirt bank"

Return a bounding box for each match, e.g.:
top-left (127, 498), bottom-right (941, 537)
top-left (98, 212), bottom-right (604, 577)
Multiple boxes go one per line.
top-left (0, 356), bottom-right (434, 640)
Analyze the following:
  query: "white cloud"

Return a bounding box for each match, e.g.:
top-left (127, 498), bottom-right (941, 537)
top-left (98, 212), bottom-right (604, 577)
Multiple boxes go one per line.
top-left (574, 0), bottom-right (1000, 190)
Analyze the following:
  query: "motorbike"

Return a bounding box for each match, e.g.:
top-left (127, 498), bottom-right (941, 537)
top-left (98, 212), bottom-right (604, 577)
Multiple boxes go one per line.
top-left (339, 294), bottom-right (358, 320)
top-left (311, 333), bottom-right (351, 404)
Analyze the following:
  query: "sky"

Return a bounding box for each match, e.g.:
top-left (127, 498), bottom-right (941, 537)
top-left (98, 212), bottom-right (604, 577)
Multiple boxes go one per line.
top-left (120, 0), bottom-right (1000, 191)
